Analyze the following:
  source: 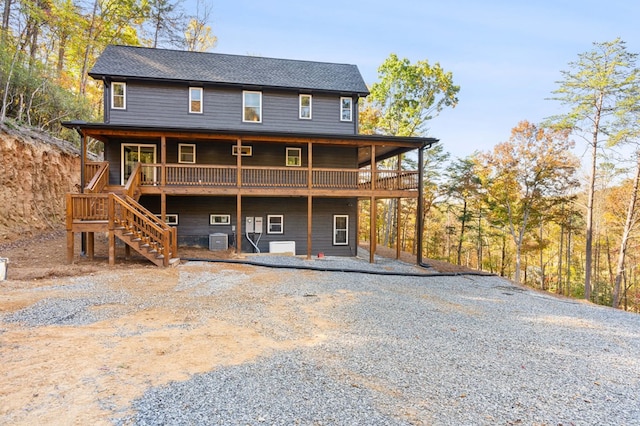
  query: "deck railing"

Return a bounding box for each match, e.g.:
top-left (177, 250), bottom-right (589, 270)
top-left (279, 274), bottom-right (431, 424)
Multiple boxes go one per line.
top-left (136, 164), bottom-right (420, 191)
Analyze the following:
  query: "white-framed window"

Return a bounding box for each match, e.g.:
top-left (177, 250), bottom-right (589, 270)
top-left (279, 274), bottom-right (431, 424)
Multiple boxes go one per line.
top-left (178, 143), bottom-right (196, 164)
top-left (243, 91), bottom-right (262, 122)
top-left (286, 147), bottom-right (302, 167)
top-left (210, 214), bottom-right (231, 225)
top-left (189, 87), bottom-right (203, 113)
top-left (299, 94), bottom-right (312, 119)
top-left (267, 215), bottom-right (284, 234)
top-left (340, 97), bottom-right (352, 122)
top-left (155, 214), bottom-right (178, 226)
top-left (333, 215), bottom-right (349, 245)
top-left (111, 82), bottom-right (126, 109)
top-left (232, 145), bottom-right (253, 156)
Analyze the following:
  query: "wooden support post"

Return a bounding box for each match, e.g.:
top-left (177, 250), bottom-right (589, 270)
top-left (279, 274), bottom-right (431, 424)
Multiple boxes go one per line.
top-left (66, 231), bottom-right (74, 264)
top-left (307, 196), bottom-right (312, 259)
top-left (370, 196), bottom-right (376, 263)
top-left (396, 198), bottom-right (401, 260)
top-left (308, 141), bottom-right (313, 190)
top-left (65, 193), bottom-right (74, 264)
top-left (161, 192), bottom-right (167, 223)
top-left (396, 154), bottom-right (402, 260)
top-left (369, 144), bottom-right (377, 263)
top-left (88, 232), bottom-right (95, 260)
top-left (108, 194), bottom-right (115, 265)
top-left (417, 146), bottom-right (425, 266)
top-left (236, 194), bottom-right (242, 254)
top-left (236, 139), bottom-right (242, 188)
top-left (161, 135), bottom-right (166, 187)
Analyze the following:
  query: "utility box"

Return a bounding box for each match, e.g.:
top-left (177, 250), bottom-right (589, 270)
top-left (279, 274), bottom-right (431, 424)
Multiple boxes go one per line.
top-left (209, 233), bottom-right (229, 251)
top-left (269, 241), bottom-right (296, 254)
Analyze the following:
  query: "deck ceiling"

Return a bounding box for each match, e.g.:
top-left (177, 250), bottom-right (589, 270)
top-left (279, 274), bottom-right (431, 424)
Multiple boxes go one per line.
top-left (65, 123), bottom-right (438, 167)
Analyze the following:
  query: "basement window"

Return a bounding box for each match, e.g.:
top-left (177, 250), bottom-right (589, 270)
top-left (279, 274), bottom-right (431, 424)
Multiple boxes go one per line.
top-left (210, 214), bottom-right (231, 225)
top-left (333, 215), bottom-right (348, 245)
top-left (267, 215), bottom-right (284, 234)
top-left (155, 214), bottom-right (178, 226)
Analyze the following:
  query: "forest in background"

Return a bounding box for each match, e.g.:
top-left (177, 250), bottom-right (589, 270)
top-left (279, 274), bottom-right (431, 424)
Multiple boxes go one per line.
top-left (2, 1), bottom-right (640, 311)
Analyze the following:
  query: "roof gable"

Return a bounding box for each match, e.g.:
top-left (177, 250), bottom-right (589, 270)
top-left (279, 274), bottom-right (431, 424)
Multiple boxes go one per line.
top-left (90, 45), bottom-right (370, 96)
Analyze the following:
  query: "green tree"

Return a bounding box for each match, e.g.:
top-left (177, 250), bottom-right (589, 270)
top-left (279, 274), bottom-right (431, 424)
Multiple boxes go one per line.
top-left (365, 53), bottom-right (459, 137)
top-left (548, 38), bottom-right (639, 301)
top-left (478, 121), bottom-right (579, 284)
top-left (443, 155), bottom-right (482, 265)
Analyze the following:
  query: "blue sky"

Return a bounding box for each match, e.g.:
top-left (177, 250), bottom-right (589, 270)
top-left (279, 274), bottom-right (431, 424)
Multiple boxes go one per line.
top-left (185, 0), bottom-right (640, 160)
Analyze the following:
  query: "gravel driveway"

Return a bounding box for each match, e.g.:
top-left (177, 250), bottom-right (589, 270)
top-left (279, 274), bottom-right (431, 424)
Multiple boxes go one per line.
top-left (2, 254), bottom-right (639, 425)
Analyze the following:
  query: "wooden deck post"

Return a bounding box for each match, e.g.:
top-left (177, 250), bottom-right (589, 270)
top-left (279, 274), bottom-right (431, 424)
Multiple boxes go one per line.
top-left (87, 232), bottom-right (95, 260)
top-left (369, 144), bottom-right (376, 263)
top-left (370, 196), bottom-right (376, 264)
top-left (236, 194), bottom-right (242, 254)
top-left (396, 154), bottom-right (402, 260)
top-left (396, 198), bottom-right (401, 260)
top-left (66, 193), bottom-right (74, 264)
top-left (307, 196), bottom-right (312, 259)
top-left (108, 194), bottom-right (116, 265)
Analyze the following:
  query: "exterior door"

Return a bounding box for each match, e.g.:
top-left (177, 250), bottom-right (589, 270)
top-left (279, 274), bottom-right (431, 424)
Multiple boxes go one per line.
top-left (122, 144), bottom-right (157, 185)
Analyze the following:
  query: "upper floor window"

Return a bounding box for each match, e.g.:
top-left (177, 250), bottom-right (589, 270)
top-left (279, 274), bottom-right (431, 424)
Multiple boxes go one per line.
top-left (286, 147), bottom-right (301, 167)
top-left (178, 143), bottom-right (196, 163)
top-left (243, 91), bottom-right (262, 122)
top-left (299, 94), bottom-right (312, 119)
top-left (112, 82), bottom-right (126, 109)
top-left (340, 97), bottom-right (352, 122)
top-left (189, 87), bottom-right (203, 113)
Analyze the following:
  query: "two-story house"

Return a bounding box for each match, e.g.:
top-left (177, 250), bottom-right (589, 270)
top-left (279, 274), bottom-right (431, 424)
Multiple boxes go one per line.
top-left (64, 45), bottom-right (437, 266)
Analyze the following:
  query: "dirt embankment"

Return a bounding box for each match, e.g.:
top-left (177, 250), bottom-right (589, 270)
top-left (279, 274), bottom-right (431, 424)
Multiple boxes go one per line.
top-left (0, 122), bottom-right (81, 242)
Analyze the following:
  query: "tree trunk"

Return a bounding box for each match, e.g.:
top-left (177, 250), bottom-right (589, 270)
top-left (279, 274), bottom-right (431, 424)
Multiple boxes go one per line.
top-left (456, 200), bottom-right (467, 265)
top-left (613, 152), bottom-right (640, 308)
top-left (585, 91), bottom-right (604, 301)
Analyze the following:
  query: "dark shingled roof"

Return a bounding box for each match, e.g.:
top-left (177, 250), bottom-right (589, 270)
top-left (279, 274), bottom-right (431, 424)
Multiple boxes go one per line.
top-left (90, 45), bottom-right (370, 96)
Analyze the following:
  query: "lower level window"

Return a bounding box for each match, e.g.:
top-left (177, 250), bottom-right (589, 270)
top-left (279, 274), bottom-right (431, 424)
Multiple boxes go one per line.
top-left (333, 215), bottom-right (348, 245)
top-left (156, 214), bottom-right (178, 226)
top-left (210, 214), bottom-right (231, 225)
top-left (267, 215), bottom-right (284, 234)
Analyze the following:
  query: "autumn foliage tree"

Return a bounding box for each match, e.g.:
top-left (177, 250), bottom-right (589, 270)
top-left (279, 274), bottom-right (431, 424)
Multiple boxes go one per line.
top-left (477, 121), bottom-right (580, 284)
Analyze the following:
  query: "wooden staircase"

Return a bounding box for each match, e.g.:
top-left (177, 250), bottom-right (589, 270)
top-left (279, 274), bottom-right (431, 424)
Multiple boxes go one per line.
top-left (66, 162), bottom-right (179, 267)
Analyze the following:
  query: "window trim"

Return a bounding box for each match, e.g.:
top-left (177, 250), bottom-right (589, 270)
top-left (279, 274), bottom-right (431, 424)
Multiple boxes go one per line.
top-left (267, 215), bottom-right (284, 234)
top-left (210, 214), bottom-right (231, 225)
top-left (243, 90), bottom-right (262, 123)
top-left (178, 143), bottom-right (196, 164)
top-left (333, 214), bottom-right (349, 245)
top-left (156, 214), bottom-right (178, 226)
top-left (232, 145), bottom-right (253, 156)
top-left (111, 82), bottom-right (126, 110)
top-left (286, 147), bottom-right (302, 167)
top-left (189, 87), bottom-right (203, 114)
top-left (340, 97), bottom-right (352, 122)
top-left (299, 94), bottom-right (312, 119)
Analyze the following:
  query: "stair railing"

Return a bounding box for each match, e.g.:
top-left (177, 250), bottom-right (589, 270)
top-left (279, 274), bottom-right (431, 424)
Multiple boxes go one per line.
top-left (109, 194), bottom-right (176, 266)
top-left (84, 162), bottom-right (109, 193)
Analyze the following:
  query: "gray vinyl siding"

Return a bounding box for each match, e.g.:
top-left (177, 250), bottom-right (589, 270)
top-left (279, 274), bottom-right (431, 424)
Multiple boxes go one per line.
top-left (107, 82), bottom-right (358, 135)
top-left (139, 196), bottom-right (357, 256)
top-left (103, 139), bottom-right (358, 185)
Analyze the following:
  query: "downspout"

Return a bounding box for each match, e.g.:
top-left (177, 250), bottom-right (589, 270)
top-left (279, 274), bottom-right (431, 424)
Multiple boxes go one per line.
top-left (417, 140), bottom-right (436, 266)
top-left (102, 77), bottom-right (110, 124)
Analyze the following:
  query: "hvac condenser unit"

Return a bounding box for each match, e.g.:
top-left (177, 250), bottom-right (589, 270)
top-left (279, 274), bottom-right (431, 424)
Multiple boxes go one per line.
top-left (209, 233), bottom-right (229, 251)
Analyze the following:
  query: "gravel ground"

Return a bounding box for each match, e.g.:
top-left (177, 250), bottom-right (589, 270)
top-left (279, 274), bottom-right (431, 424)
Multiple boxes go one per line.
top-left (3, 253), bottom-right (640, 425)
